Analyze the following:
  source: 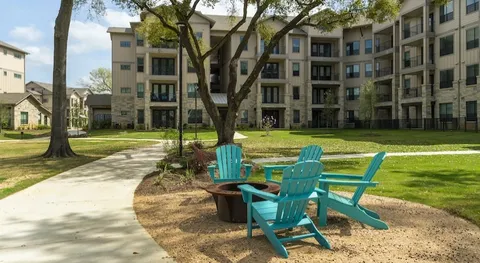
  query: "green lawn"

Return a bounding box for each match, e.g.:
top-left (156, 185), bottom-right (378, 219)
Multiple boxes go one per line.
top-left (238, 129), bottom-right (480, 158)
top-left (0, 140), bottom-right (154, 199)
top-left (249, 155), bottom-right (480, 226)
top-left (0, 130), bottom-right (51, 140)
top-left (88, 129), bottom-right (218, 140)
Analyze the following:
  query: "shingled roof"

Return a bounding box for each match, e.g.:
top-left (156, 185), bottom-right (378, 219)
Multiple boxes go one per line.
top-left (0, 40), bottom-right (28, 54)
top-left (85, 94), bottom-right (111, 107)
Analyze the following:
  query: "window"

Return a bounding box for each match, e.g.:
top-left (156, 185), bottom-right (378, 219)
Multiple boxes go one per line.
top-left (262, 86), bottom-right (280, 103)
top-left (187, 58), bottom-right (196, 73)
top-left (187, 83), bottom-right (198, 98)
top-left (292, 63), bottom-right (300, 76)
top-left (136, 33), bottom-right (144, 46)
top-left (346, 41), bottom-right (360, 56)
top-left (311, 43), bottom-right (332, 57)
top-left (20, 112), bottom-right (28, 125)
top-left (137, 110), bottom-right (145, 124)
top-left (240, 61), bottom-right (248, 75)
top-left (120, 64), bottom-right (131, 70)
top-left (14, 53), bottom-right (22, 59)
top-left (292, 38), bottom-right (300, 53)
top-left (365, 39), bottom-right (372, 54)
top-left (261, 63), bottom-right (280, 78)
top-left (188, 109), bottom-right (202, 123)
top-left (195, 32), bottom-right (203, 40)
top-left (404, 78), bottom-right (411, 89)
top-left (440, 69), bottom-right (454, 89)
top-left (466, 101), bottom-right (477, 121)
top-left (346, 87), bottom-right (360, 100)
top-left (440, 35), bottom-right (454, 56)
top-left (121, 111), bottom-right (128, 116)
top-left (293, 110), bottom-right (300, 123)
top-left (120, 41), bottom-right (131, 47)
top-left (467, 0), bottom-right (479, 14)
top-left (240, 36), bottom-right (248, 51)
top-left (466, 27), bottom-right (479, 50)
top-left (467, 64), bottom-right (479, 85)
top-left (152, 83), bottom-right (176, 102)
top-left (293, 86), bottom-right (300, 100)
top-left (152, 58), bottom-right (175, 75)
top-left (440, 103), bottom-right (453, 121)
top-left (137, 57), bottom-right (144, 72)
top-left (365, 63), bottom-right (372, 77)
top-left (44, 115), bottom-right (48, 125)
top-left (14, 73), bottom-right (21, 79)
top-left (346, 64), bottom-right (360, 78)
top-left (440, 1), bottom-right (454, 23)
top-left (346, 110), bottom-right (355, 123)
top-left (3, 49), bottom-right (6, 55)
top-left (240, 110), bottom-right (248, 124)
top-left (137, 83), bottom-right (144, 98)
top-left (121, 87), bottom-right (131, 93)
top-left (311, 65), bottom-right (332, 80)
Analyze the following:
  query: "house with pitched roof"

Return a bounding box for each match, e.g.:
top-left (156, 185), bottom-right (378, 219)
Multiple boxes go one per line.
top-left (0, 93), bottom-right (51, 129)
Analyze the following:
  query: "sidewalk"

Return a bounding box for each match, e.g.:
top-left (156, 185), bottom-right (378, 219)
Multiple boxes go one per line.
top-left (0, 144), bottom-right (174, 263)
top-left (252, 150), bottom-right (480, 164)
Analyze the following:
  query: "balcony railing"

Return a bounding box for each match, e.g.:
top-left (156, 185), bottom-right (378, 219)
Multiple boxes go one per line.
top-left (151, 93), bottom-right (176, 102)
top-left (403, 24), bottom-right (424, 39)
top-left (377, 93), bottom-right (392, 102)
top-left (312, 96), bottom-right (339, 104)
top-left (467, 2), bottom-right (479, 14)
top-left (151, 66), bottom-right (175, 76)
top-left (346, 94), bottom-right (360, 101)
top-left (466, 76), bottom-right (478, 86)
top-left (261, 95), bottom-right (285, 104)
top-left (260, 70), bottom-right (286, 79)
top-left (311, 73), bottom-right (340, 81)
top-left (439, 12), bottom-right (454, 24)
top-left (259, 45), bottom-right (286, 55)
top-left (376, 67), bottom-right (393, 77)
top-left (151, 42), bottom-right (177, 49)
top-left (346, 72), bottom-right (360, 79)
top-left (311, 50), bottom-right (340, 57)
top-left (375, 40), bottom-right (393, 53)
top-left (403, 87), bottom-right (422, 99)
top-left (403, 55), bottom-right (425, 69)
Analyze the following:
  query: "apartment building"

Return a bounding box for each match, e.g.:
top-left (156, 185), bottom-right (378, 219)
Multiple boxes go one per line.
top-left (0, 40), bottom-right (27, 94)
top-left (106, 0), bottom-right (480, 131)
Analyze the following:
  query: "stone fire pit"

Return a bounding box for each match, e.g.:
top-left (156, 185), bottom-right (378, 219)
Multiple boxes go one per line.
top-left (204, 182), bottom-right (280, 223)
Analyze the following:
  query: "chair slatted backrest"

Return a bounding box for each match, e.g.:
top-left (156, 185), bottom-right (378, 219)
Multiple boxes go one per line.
top-left (297, 145), bottom-right (323, 163)
top-left (216, 145), bottom-right (243, 180)
top-left (351, 152), bottom-right (387, 205)
top-left (275, 161), bottom-right (324, 225)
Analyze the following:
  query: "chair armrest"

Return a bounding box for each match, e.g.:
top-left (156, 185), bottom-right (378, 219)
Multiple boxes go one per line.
top-left (207, 165), bottom-right (217, 181)
top-left (266, 179), bottom-right (281, 185)
top-left (314, 187), bottom-right (326, 195)
top-left (318, 179), bottom-right (379, 187)
top-left (321, 173), bottom-right (364, 180)
top-left (242, 163), bottom-right (253, 178)
top-left (263, 164), bottom-right (291, 170)
top-left (238, 184), bottom-right (279, 203)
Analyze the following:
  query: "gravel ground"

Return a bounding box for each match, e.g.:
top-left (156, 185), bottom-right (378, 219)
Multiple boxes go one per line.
top-left (134, 178), bottom-right (480, 263)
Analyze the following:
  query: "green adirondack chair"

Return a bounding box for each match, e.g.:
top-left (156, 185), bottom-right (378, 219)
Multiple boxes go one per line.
top-left (208, 144), bottom-right (252, 183)
top-left (239, 161), bottom-right (331, 258)
top-left (316, 152), bottom-right (388, 229)
top-left (263, 145), bottom-right (323, 180)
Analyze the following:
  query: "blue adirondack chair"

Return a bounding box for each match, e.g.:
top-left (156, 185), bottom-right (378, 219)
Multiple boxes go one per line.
top-left (263, 145), bottom-right (323, 180)
top-left (208, 144), bottom-right (252, 183)
top-left (239, 161), bottom-right (331, 258)
top-left (316, 152), bottom-right (388, 229)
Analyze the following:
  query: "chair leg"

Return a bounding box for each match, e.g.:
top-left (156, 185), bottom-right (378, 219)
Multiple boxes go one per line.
top-left (317, 198), bottom-right (328, 227)
top-left (346, 206), bottom-right (389, 230)
top-left (264, 168), bottom-right (273, 181)
top-left (254, 213), bottom-right (288, 258)
top-left (304, 219), bottom-right (331, 249)
top-left (246, 202), bottom-right (253, 238)
top-left (358, 204), bottom-right (380, 219)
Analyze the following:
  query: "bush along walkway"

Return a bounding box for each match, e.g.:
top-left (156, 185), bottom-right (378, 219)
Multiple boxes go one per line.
top-left (252, 150), bottom-right (480, 164)
top-left (0, 144), bottom-right (175, 263)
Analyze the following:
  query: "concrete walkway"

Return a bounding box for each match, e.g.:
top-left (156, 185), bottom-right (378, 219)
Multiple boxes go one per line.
top-left (0, 144), bottom-right (174, 263)
top-left (252, 150), bottom-right (480, 164)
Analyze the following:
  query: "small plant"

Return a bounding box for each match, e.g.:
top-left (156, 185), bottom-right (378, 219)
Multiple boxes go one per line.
top-left (190, 139), bottom-right (204, 150)
top-left (182, 165), bottom-right (195, 183)
top-left (156, 160), bottom-right (172, 171)
top-left (262, 115), bottom-right (276, 136)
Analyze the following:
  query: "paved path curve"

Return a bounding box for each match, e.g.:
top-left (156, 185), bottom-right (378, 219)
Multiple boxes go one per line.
top-left (252, 150), bottom-right (480, 164)
top-left (0, 144), bottom-right (174, 263)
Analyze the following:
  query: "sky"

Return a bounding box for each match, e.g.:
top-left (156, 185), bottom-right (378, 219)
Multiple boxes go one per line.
top-left (0, 0), bottom-right (247, 87)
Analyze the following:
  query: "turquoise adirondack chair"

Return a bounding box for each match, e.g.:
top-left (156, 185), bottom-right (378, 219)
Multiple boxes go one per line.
top-left (208, 144), bottom-right (252, 183)
top-left (263, 145), bottom-right (323, 180)
top-left (316, 152), bottom-right (388, 229)
top-left (239, 161), bottom-right (331, 258)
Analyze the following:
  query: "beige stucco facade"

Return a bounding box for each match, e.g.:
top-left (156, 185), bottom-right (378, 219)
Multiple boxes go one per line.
top-left (107, 0), bottom-right (480, 130)
top-left (0, 42), bottom-right (27, 94)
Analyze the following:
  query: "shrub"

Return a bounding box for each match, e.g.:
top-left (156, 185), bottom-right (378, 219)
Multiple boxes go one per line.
top-left (135, 124), bottom-right (145, 130)
top-left (156, 160), bottom-right (173, 171)
top-left (37, 124), bottom-right (50, 130)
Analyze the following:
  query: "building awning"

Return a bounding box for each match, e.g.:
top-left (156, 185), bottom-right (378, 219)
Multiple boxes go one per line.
top-left (211, 93), bottom-right (227, 106)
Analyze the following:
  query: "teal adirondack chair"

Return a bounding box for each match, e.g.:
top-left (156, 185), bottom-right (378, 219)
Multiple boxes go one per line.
top-left (316, 152), bottom-right (388, 229)
top-left (208, 144), bottom-right (252, 183)
top-left (239, 161), bottom-right (331, 258)
top-left (263, 145), bottom-right (323, 180)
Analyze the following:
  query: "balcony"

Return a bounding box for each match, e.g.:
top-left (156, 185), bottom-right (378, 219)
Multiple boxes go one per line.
top-left (403, 24), bottom-right (423, 39)
top-left (151, 42), bottom-right (177, 49)
top-left (309, 50), bottom-right (340, 62)
top-left (375, 40), bottom-right (394, 53)
top-left (402, 55), bottom-right (434, 74)
top-left (146, 42), bottom-right (178, 55)
top-left (262, 96), bottom-right (285, 104)
top-left (402, 87), bottom-right (422, 99)
top-left (312, 96), bottom-right (339, 105)
top-left (311, 74), bottom-right (340, 82)
top-left (402, 23), bottom-right (434, 45)
top-left (345, 72), bottom-right (360, 79)
top-left (151, 93), bottom-right (176, 102)
top-left (149, 66), bottom-right (177, 81)
top-left (259, 70), bottom-right (287, 83)
top-left (376, 93), bottom-right (392, 102)
top-left (257, 45), bottom-right (287, 58)
top-left (345, 94), bottom-right (360, 101)
top-left (375, 67), bottom-right (393, 78)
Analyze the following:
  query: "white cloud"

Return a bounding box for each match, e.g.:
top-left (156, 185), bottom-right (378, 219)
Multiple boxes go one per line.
top-left (24, 46), bottom-right (53, 65)
top-left (9, 25), bottom-right (43, 42)
top-left (104, 9), bottom-right (138, 27)
top-left (68, 20), bottom-right (110, 54)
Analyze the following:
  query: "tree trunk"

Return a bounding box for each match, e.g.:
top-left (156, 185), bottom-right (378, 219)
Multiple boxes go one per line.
top-left (213, 109), bottom-right (237, 145)
top-left (42, 0), bottom-right (76, 158)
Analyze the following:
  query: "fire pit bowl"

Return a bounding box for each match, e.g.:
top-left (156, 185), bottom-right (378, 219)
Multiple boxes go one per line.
top-left (204, 182), bottom-right (280, 223)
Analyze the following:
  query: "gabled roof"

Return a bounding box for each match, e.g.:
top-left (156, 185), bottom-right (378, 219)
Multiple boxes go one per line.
top-left (85, 94), bottom-right (111, 107)
top-left (27, 81), bottom-right (89, 97)
top-left (0, 40), bottom-right (28, 54)
top-left (206, 15), bottom-right (306, 34)
top-left (0, 92), bottom-right (51, 114)
top-left (139, 10), bottom-right (216, 28)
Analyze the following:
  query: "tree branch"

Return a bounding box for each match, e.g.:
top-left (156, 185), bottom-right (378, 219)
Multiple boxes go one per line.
top-left (187, 0), bottom-right (201, 19)
top-left (130, 0), bottom-right (179, 34)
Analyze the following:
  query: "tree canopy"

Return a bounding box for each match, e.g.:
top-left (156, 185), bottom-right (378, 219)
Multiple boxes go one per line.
top-left (78, 67), bottom-right (112, 94)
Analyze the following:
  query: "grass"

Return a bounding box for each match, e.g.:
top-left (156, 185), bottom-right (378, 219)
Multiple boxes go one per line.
top-left (88, 129), bottom-right (218, 140)
top-left (238, 129), bottom-right (480, 158)
top-left (0, 140), bottom-right (155, 199)
top-left (0, 129), bottom-right (51, 140)
top-left (249, 155), bottom-right (480, 226)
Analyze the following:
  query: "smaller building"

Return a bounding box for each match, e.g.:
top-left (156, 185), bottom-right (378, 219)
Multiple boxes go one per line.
top-left (0, 93), bottom-right (51, 129)
top-left (0, 40), bottom-right (28, 94)
top-left (85, 94), bottom-right (112, 129)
